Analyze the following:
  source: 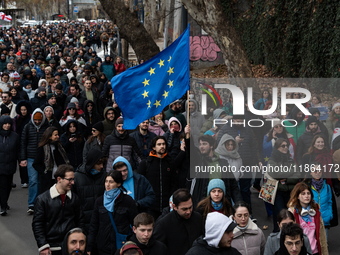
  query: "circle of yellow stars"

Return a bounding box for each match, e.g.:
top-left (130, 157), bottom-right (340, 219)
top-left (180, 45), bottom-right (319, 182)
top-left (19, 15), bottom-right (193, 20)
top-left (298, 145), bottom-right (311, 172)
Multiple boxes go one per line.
top-left (142, 55), bottom-right (174, 109)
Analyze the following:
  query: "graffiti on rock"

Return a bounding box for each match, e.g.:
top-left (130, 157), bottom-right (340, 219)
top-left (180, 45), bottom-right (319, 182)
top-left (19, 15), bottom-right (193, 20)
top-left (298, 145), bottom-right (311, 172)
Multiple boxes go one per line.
top-left (189, 36), bottom-right (221, 62)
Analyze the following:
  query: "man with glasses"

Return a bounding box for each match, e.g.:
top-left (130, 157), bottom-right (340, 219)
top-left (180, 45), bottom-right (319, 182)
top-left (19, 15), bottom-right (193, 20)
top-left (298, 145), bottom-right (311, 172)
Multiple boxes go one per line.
top-left (276, 223), bottom-right (310, 255)
top-left (0, 91), bottom-right (17, 118)
top-left (33, 164), bottom-right (84, 255)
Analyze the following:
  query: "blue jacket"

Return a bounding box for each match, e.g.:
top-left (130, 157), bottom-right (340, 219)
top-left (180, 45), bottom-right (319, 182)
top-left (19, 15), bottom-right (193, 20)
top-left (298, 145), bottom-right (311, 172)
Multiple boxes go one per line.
top-left (99, 57), bottom-right (116, 80)
top-left (112, 156), bottom-right (155, 212)
top-left (255, 98), bottom-right (268, 110)
top-left (311, 180), bottom-right (333, 226)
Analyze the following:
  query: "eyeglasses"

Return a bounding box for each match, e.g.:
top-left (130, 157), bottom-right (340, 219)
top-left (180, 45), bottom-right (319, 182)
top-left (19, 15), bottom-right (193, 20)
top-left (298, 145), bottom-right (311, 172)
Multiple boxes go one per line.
top-left (280, 144), bottom-right (288, 148)
top-left (87, 104), bottom-right (93, 107)
top-left (294, 93), bottom-right (300, 96)
top-left (2, 96), bottom-right (8, 99)
top-left (68, 108), bottom-right (76, 110)
top-left (64, 178), bottom-right (75, 182)
top-left (274, 125), bottom-right (283, 129)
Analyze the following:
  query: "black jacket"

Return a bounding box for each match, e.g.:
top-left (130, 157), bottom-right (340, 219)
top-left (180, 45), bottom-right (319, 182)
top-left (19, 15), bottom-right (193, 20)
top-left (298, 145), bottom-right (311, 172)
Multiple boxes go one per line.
top-left (30, 93), bottom-right (47, 110)
top-left (32, 186), bottom-right (84, 251)
top-left (114, 234), bottom-right (168, 255)
top-left (80, 89), bottom-right (99, 108)
top-left (186, 236), bottom-right (242, 255)
top-left (64, 93), bottom-right (87, 110)
top-left (137, 153), bottom-right (178, 212)
top-left (83, 99), bottom-right (103, 138)
top-left (153, 210), bottom-right (202, 255)
top-left (87, 193), bottom-right (138, 255)
top-left (130, 130), bottom-right (157, 159)
top-left (0, 117), bottom-right (20, 175)
top-left (73, 149), bottom-right (106, 232)
top-left (20, 109), bottom-right (49, 160)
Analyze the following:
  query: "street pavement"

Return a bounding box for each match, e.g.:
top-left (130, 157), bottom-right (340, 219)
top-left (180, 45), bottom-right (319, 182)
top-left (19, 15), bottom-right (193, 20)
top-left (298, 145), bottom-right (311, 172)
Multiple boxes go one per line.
top-left (2, 171), bottom-right (340, 254)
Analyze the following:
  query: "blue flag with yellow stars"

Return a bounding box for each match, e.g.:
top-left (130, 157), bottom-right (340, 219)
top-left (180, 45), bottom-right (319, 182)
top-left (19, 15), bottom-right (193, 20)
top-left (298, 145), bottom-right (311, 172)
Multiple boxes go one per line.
top-left (111, 25), bottom-right (190, 129)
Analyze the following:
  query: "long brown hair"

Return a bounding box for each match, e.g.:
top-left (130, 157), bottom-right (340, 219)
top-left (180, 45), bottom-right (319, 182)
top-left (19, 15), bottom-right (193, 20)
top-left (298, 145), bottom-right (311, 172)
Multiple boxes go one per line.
top-left (287, 182), bottom-right (318, 213)
top-left (87, 132), bottom-right (106, 147)
top-left (196, 194), bottom-right (233, 219)
top-left (38, 126), bottom-right (59, 147)
top-left (330, 109), bottom-right (339, 122)
top-left (305, 134), bottom-right (328, 155)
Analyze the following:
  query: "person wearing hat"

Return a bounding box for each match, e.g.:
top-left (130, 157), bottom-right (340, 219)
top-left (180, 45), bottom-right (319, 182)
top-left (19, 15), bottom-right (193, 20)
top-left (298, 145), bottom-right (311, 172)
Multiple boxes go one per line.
top-left (64, 84), bottom-right (87, 111)
top-left (296, 115), bottom-right (329, 166)
top-left (196, 179), bottom-right (233, 231)
top-left (153, 188), bottom-right (202, 255)
top-left (0, 53), bottom-right (8, 72)
top-left (283, 106), bottom-right (306, 144)
top-left (119, 241), bottom-right (143, 255)
top-left (186, 211), bottom-right (240, 255)
top-left (73, 149), bottom-right (107, 233)
top-left (30, 86), bottom-right (47, 110)
top-left (20, 108), bottom-right (49, 214)
top-left (164, 99), bottom-right (187, 129)
top-left (82, 121), bottom-right (106, 165)
top-left (102, 117), bottom-right (143, 172)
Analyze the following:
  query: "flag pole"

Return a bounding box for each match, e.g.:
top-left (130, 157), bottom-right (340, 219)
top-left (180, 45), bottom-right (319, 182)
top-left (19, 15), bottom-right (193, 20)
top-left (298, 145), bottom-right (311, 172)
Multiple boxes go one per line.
top-left (186, 90), bottom-right (190, 139)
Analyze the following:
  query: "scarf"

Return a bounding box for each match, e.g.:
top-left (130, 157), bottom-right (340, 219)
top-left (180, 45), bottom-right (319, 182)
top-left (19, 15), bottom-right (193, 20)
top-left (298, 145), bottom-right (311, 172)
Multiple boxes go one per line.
top-left (296, 205), bottom-right (312, 223)
top-left (211, 201), bottom-right (223, 211)
top-left (215, 134), bottom-right (240, 159)
top-left (104, 188), bottom-right (121, 212)
top-left (271, 147), bottom-right (291, 163)
top-left (312, 178), bottom-right (324, 192)
top-left (90, 169), bottom-right (100, 175)
top-left (236, 219), bottom-right (250, 232)
top-left (43, 143), bottom-right (70, 173)
top-left (313, 148), bottom-right (332, 183)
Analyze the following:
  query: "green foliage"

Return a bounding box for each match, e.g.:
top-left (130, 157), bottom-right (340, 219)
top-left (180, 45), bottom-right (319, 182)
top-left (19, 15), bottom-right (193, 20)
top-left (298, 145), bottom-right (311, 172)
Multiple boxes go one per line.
top-left (232, 0), bottom-right (340, 94)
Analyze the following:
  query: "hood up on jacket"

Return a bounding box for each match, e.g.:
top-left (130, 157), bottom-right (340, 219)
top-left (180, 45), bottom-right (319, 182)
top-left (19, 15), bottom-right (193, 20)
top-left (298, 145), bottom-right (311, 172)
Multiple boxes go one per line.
top-left (213, 109), bottom-right (226, 119)
top-left (168, 116), bottom-right (182, 132)
top-left (64, 119), bottom-right (79, 135)
top-left (61, 228), bottom-right (87, 255)
top-left (215, 134), bottom-right (240, 159)
top-left (31, 108), bottom-right (46, 130)
top-left (103, 106), bottom-right (117, 122)
top-left (83, 99), bottom-right (98, 116)
top-left (85, 149), bottom-right (105, 175)
top-left (185, 99), bottom-right (199, 114)
top-left (204, 212), bottom-right (236, 248)
top-left (112, 156), bottom-right (134, 198)
top-left (15, 100), bottom-right (33, 116)
top-left (38, 79), bottom-right (48, 87)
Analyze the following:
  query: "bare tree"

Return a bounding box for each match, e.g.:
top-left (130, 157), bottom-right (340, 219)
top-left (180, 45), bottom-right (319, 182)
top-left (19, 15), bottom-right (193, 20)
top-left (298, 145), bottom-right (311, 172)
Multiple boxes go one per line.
top-left (99, 0), bottom-right (160, 61)
top-left (181, 0), bottom-right (253, 78)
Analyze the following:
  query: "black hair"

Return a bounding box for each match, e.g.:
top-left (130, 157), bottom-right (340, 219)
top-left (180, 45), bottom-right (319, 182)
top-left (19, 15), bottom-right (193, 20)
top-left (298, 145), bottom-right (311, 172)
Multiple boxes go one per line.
top-left (106, 170), bottom-right (126, 191)
top-left (56, 84), bottom-right (63, 90)
top-left (281, 222), bottom-right (304, 241)
top-left (54, 164), bottom-right (74, 179)
top-left (198, 135), bottom-right (215, 148)
top-left (232, 201), bottom-right (250, 215)
top-left (277, 209), bottom-right (295, 224)
top-left (150, 136), bottom-right (167, 151)
top-left (69, 84), bottom-right (80, 90)
top-left (173, 188), bottom-right (191, 206)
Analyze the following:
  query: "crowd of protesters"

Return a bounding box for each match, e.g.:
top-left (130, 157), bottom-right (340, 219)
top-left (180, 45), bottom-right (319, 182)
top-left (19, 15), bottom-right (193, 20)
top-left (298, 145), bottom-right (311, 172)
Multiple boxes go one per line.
top-left (0, 20), bottom-right (338, 255)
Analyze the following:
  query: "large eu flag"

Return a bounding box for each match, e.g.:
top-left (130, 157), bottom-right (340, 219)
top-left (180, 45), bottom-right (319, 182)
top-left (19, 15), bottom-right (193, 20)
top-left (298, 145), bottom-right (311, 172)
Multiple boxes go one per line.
top-left (111, 25), bottom-right (190, 129)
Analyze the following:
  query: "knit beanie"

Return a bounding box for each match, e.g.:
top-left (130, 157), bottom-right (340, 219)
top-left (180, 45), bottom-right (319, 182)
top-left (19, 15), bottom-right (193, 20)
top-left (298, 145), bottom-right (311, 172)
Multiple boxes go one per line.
top-left (115, 117), bottom-right (123, 127)
top-left (207, 179), bottom-right (226, 196)
top-left (36, 87), bottom-right (46, 94)
top-left (44, 105), bottom-right (54, 114)
top-left (306, 116), bottom-right (318, 127)
top-left (70, 97), bottom-right (79, 103)
top-left (67, 102), bottom-right (76, 109)
top-left (47, 93), bottom-right (56, 100)
top-left (92, 121), bottom-right (104, 133)
top-left (333, 102), bottom-right (340, 111)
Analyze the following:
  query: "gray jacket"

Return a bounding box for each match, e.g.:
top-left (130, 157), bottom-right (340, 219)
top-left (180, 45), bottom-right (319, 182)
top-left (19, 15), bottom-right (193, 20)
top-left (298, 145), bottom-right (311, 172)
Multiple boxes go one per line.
top-left (264, 231), bottom-right (312, 255)
top-left (183, 99), bottom-right (205, 147)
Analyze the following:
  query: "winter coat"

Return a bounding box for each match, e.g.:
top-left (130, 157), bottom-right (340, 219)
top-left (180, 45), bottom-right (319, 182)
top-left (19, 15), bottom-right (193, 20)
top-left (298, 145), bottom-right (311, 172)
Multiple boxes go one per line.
top-left (267, 148), bottom-right (299, 192)
top-left (114, 62), bottom-right (126, 75)
top-left (175, 137), bottom-right (190, 188)
top-left (102, 130), bottom-right (142, 172)
top-left (99, 58), bottom-right (116, 81)
top-left (310, 180), bottom-right (333, 227)
top-left (200, 116), bottom-right (214, 136)
top-left (20, 108), bottom-right (49, 160)
top-left (82, 137), bottom-right (103, 165)
top-left (130, 129), bottom-right (157, 159)
top-left (290, 206), bottom-right (328, 255)
top-left (30, 93), bottom-right (47, 110)
top-left (32, 185), bottom-right (84, 251)
top-left (164, 108), bottom-right (187, 129)
top-left (163, 117), bottom-right (183, 160)
top-left (325, 115), bottom-right (338, 145)
top-left (102, 106), bottom-right (117, 136)
top-left (153, 210), bottom-right (202, 255)
top-left (183, 99), bottom-right (205, 147)
top-left (296, 129), bottom-right (327, 165)
top-left (112, 156), bottom-right (156, 212)
top-left (217, 122), bottom-right (258, 166)
top-left (73, 152), bottom-right (106, 232)
top-left (64, 93), bottom-right (87, 110)
top-left (60, 120), bottom-right (85, 169)
top-left (255, 98), bottom-right (269, 110)
top-left (186, 236), bottom-right (241, 255)
top-left (264, 231), bottom-right (312, 255)
top-left (231, 218), bottom-right (266, 255)
top-left (83, 99), bottom-right (103, 137)
top-left (137, 152), bottom-right (178, 213)
top-left (13, 100), bottom-right (32, 140)
top-left (80, 89), bottom-right (99, 107)
top-left (0, 101), bottom-right (17, 118)
top-left (284, 106), bottom-right (306, 144)
top-left (0, 116), bottom-right (20, 175)
top-left (87, 193), bottom-right (138, 255)
top-left (113, 234), bottom-right (168, 255)
top-left (148, 119), bottom-right (168, 136)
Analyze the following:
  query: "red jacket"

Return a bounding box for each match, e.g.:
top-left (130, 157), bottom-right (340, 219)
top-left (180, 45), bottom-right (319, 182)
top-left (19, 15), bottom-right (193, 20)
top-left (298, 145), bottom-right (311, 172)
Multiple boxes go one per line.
top-left (114, 63), bottom-right (126, 75)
